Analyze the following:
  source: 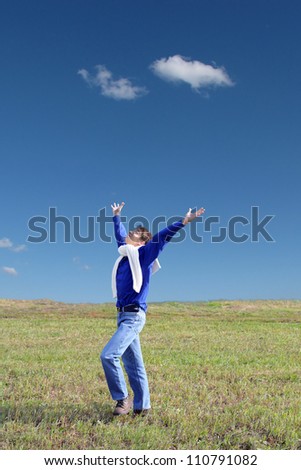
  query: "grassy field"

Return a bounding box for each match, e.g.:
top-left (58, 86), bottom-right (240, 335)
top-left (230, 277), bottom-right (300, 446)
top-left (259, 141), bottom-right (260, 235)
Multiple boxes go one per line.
top-left (1, 299), bottom-right (301, 450)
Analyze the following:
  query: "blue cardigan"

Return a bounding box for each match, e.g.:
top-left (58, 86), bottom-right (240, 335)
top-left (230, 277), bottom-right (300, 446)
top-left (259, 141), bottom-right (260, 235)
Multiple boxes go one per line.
top-left (113, 215), bottom-right (185, 312)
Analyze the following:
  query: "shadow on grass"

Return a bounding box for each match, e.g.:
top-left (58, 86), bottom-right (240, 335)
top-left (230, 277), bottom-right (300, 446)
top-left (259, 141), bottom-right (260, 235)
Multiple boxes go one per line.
top-left (3, 402), bottom-right (115, 426)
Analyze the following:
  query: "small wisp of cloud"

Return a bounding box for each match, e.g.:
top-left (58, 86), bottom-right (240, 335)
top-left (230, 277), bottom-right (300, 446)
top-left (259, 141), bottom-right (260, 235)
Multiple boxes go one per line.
top-left (0, 238), bottom-right (13, 249)
top-left (150, 54), bottom-right (234, 92)
top-left (2, 266), bottom-right (18, 276)
top-left (11, 244), bottom-right (27, 253)
top-left (82, 264), bottom-right (91, 271)
top-left (0, 238), bottom-right (27, 252)
top-left (78, 65), bottom-right (148, 101)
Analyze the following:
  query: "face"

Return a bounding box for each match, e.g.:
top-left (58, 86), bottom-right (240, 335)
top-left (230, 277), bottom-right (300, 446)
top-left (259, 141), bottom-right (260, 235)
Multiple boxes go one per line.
top-left (125, 230), bottom-right (145, 246)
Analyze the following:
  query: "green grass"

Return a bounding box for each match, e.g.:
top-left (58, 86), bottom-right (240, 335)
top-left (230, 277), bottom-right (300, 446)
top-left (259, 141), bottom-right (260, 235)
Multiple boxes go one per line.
top-left (1, 299), bottom-right (301, 450)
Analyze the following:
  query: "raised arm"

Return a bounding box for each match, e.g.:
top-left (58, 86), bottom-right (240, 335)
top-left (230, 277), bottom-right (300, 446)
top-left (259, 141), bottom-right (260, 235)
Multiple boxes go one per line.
top-left (111, 202), bottom-right (127, 247)
top-left (142, 207), bottom-right (205, 265)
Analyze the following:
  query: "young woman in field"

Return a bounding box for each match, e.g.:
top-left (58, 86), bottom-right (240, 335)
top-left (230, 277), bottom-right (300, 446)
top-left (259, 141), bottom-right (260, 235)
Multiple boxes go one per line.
top-left (100, 202), bottom-right (205, 416)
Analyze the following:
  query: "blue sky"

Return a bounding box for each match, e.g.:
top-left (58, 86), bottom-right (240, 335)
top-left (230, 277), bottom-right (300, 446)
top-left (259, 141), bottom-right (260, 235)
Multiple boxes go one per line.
top-left (1, 0), bottom-right (300, 303)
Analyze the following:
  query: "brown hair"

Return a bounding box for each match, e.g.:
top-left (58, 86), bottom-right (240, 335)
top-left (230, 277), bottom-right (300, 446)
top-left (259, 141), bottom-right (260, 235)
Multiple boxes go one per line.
top-left (130, 226), bottom-right (152, 244)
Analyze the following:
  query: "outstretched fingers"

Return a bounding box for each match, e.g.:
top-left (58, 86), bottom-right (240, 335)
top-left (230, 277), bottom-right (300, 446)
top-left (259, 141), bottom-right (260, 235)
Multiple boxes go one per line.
top-left (196, 207), bottom-right (205, 216)
top-left (111, 201), bottom-right (125, 215)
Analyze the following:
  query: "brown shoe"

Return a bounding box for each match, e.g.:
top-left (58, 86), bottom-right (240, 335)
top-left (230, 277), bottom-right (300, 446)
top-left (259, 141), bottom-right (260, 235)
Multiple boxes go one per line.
top-left (113, 397), bottom-right (133, 416)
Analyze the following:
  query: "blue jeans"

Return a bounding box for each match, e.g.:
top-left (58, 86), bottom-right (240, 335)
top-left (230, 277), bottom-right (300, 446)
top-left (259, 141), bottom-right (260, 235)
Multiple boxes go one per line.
top-left (100, 309), bottom-right (150, 410)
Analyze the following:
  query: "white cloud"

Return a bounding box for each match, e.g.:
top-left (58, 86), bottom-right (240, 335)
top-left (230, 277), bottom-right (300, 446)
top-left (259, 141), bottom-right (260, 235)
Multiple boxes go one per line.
top-left (2, 266), bottom-right (18, 276)
top-left (11, 244), bottom-right (27, 253)
top-left (0, 238), bottom-right (13, 248)
top-left (82, 264), bottom-right (91, 271)
top-left (78, 65), bottom-right (148, 100)
top-left (0, 238), bottom-right (27, 252)
top-left (150, 55), bottom-right (234, 91)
